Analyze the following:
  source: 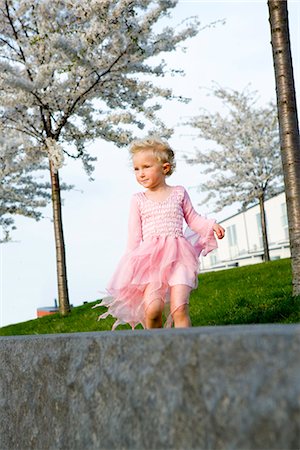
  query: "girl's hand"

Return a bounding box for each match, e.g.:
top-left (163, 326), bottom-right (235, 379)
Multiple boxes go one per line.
top-left (213, 223), bottom-right (225, 239)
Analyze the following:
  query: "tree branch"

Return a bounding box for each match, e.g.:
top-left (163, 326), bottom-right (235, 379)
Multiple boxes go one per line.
top-left (54, 50), bottom-right (126, 138)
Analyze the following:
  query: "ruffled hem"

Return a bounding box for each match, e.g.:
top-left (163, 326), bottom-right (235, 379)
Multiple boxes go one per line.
top-left (95, 229), bottom-right (217, 330)
top-left (95, 235), bottom-right (199, 329)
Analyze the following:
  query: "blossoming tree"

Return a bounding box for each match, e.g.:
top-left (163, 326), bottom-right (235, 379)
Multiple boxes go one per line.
top-left (185, 86), bottom-right (283, 262)
top-left (0, 132), bottom-right (51, 242)
top-left (0, 0), bottom-right (198, 314)
top-left (268, 0), bottom-right (300, 296)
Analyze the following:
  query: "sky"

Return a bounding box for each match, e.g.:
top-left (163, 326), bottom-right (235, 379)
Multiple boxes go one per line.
top-left (1, 0), bottom-right (300, 327)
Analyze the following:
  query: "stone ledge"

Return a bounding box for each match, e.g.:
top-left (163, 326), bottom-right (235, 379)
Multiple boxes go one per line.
top-left (0, 324), bottom-right (299, 450)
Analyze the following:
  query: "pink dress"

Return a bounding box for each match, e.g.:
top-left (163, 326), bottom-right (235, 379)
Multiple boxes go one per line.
top-left (96, 186), bottom-right (217, 329)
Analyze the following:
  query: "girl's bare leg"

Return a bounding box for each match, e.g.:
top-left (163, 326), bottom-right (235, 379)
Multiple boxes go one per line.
top-left (170, 284), bottom-right (192, 328)
top-left (145, 299), bottom-right (164, 328)
top-left (144, 284), bottom-right (164, 329)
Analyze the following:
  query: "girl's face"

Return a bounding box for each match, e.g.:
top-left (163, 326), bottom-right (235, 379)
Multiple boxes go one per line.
top-left (133, 149), bottom-right (170, 190)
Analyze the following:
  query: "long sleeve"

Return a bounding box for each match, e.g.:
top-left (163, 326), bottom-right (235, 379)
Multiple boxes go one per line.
top-left (126, 195), bottom-right (142, 252)
top-left (182, 189), bottom-right (218, 256)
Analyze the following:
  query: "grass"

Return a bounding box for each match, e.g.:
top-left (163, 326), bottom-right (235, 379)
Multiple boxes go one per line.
top-left (0, 258), bottom-right (299, 336)
top-left (190, 258), bottom-right (299, 326)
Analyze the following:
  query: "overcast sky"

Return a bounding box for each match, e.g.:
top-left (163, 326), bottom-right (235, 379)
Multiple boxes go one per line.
top-left (1, 0), bottom-right (299, 327)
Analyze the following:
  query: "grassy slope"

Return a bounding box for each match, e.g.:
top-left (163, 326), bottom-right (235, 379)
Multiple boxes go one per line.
top-left (1, 258), bottom-right (299, 336)
top-left (190, 258), bottom-right (299, 326)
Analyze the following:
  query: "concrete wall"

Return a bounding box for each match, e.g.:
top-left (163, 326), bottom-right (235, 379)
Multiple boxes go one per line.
top-left (0, 324), bottom-right (299, 450)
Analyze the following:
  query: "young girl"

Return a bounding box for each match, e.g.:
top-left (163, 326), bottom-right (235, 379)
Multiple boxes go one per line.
top-left (96, 137), bottom-right (225, 330)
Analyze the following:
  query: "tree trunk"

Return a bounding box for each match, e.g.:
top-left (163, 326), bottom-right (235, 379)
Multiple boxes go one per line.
top-left (268, 0), bottom-right (300, 296)
top-left (49, 161), bottom-right (70, 315)
top-left (259, 194), bottom-right (270, 262)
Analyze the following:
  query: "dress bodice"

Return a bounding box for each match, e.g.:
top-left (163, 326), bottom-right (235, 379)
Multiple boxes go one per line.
top-left (135, 187), bottom-right (184, 240)
top-left (126, 185), bottom-right (216, 254)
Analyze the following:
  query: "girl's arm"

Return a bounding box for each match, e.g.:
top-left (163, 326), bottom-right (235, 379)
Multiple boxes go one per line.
top-left (126, 195), bottom-right (142, 251)
top-left (183, 189), bottom-right (216, 234)
top-left (183, 189), bottom-right (224, 256)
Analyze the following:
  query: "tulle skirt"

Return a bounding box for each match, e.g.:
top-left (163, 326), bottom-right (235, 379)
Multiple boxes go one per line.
top-left (94, 228), bottom-right (217, 330)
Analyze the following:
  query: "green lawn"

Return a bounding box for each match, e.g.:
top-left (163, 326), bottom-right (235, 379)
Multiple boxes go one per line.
top-left (190, 258), bottom-right (299, 326)
top-left (0, 258), bottom-right (299, 336)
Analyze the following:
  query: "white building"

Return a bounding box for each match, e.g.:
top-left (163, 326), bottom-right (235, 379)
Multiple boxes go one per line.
top-left (200, 191), bottom-right (290, 271)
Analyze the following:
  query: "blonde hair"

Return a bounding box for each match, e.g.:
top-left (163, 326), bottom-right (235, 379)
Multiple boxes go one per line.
top-left (129, 137), bottom-right (176, 176)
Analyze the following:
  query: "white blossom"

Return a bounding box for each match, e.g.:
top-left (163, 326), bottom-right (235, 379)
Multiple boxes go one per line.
top-left (185, 86), bottom-right (283, 212)
top-left (0, 0), bottom-right (199, 174)
top-left (0, 132), bottom-right (51, 242)
top-left (185, 85), bottom-right (284, 261)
